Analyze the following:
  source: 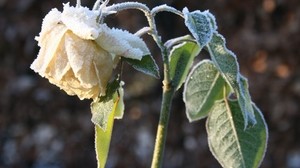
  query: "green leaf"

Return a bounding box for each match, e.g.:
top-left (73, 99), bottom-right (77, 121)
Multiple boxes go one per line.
top-left (169, 41), bottom-right (201, 90)
top-left (183, 60), bottom-right (225, 121)
top-left (236, 76), bottom-right (256, 127)
top-left (123, 55), bottom-right (160, 78)
top-left (93, 86), bottom-right (124, 168)
top-left (205, 11), bottom-right (218, 31)
top-left (207, 32), bottom-right (255, 127)
top-left (206, 99), bottom-right (268, 168)
top-left (99, 79), bottom-right (120, 102)
top-left (206, 33), bottom-right (239, 89)
top-left (95, 105), bottom-right (115, 168)
top-left (183, 8), bottom-right (216, 48)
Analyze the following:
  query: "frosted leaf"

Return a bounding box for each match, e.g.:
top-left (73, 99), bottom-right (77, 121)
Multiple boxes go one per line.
top-left (123, 55), bottom-right (159, 78)
top-left (183, 8), bottom-right (214, 48)
top-left (96, 24), bottom-right (150, 60)
top-left (205, 12), bottom-right (218, 31)
top-left (169, 41), bottom-right (201, 90)
top-left (236, 75), bottom-right (256, 126)
top-left (207, 32), bottom-right (256, 127)
top-left (206, 100), bottom-right (268, 168)
top-left (62, 3), bottom-right (100, 40)
top-left (183, 60), bottom-right (225, 121)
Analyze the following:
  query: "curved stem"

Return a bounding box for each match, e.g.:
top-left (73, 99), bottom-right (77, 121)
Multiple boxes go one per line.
top-left (103, 3), bottom-right (162, 47)
top-left (134, 27), bottom-right (152, 37)
top-left (76, 0), bottom-right (81, 7)
top-left (93, 0), bottom-right (102, 10)
top-left (164, 35), bottom-right (195, 49)
top-left (104, 2), bottom-right (150, 15)
top-left (151, 4), bottom-right (183, 18)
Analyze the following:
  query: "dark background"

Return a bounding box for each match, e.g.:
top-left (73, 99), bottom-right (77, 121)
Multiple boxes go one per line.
top-left (1, 0), bottom-right (300, 167)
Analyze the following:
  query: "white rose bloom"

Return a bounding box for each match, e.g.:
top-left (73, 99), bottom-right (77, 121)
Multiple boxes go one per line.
top-left (31, 3), bottom-right (150, 100)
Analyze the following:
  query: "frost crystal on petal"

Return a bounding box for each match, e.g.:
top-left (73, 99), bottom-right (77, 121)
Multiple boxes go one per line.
top-left (96, 24), bottom-right (150, 60)
top-left (31, 22), bottom-right (68, 77)
top-left (35, 8), bottom-right (62, 46)
top-left (62, 3), bottom-right (100, 40)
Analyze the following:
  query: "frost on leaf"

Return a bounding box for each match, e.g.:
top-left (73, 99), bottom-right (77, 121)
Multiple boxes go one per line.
top-left (183, 7), bottom-right (215, 48)
top-left (183, 60), bottom-right (225, 121)
top-left (91, 82), bottom-right (125, 130)
top-left (123, 55), bottom-right (160, 79)
top-left (206, 100), bottom-right (268, 168)
top-left (207, 32), bottom-right (256, 127)
top-left (169, 41), bottom-right (201, 90)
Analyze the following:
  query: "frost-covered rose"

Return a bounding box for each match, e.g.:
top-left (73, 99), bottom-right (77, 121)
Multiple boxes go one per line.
top-left (31, 3), bottom-right (150, 100)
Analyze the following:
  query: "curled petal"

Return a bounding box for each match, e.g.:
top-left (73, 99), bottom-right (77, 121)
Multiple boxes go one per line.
top-left (36, 8), bottom-right (62, 46)
top-left (49, 69), bottom-right (100, 100)
top-left (31, 24), bottom-right (68, 77)
top-left (96, 24), bottom-right (150, 60)
top-left (62, 3), bottom-right (100, 40)
top-left (64, 31), bottom-right (114, 95)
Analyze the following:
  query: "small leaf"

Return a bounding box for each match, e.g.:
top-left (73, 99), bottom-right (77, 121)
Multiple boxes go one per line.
top-left (206, 99), bottom-right (268, 168)
top-left (207, 32), bottom-right (255, 127)
top-left (183, 8), bottom-right (215, 48)
top-left (236, 75), bottom-right (256, 127)
top-left (91, 79), bottom-right (121, 130)
top-left (169, 41), bottom-right (201, 90)
top-left (91, 99), bottom-right (114, 130)
top-left (183, 60), bottom-right (225, 121)
top-left (123, 55), bottom-right (160, 78)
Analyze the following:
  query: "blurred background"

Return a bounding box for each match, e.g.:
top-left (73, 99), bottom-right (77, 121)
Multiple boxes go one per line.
top-left (1, 0), bottom-right (300, 167)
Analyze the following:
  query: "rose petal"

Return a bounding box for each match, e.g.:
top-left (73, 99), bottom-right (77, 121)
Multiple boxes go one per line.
top-left (45, 33), bottom-right (70, 81)
top-left (49, 69), bottom-right (100, 100)
top-left (96, 24), bottom-right (150, 60)
top-left (31, 24), bottom-right (68, 77)
top-left (64, 31), bottom-right (113, 95)
top-left (61, 3), bottom-right (100, 40)
top-left (36, 8), bottom-right (62, 46)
